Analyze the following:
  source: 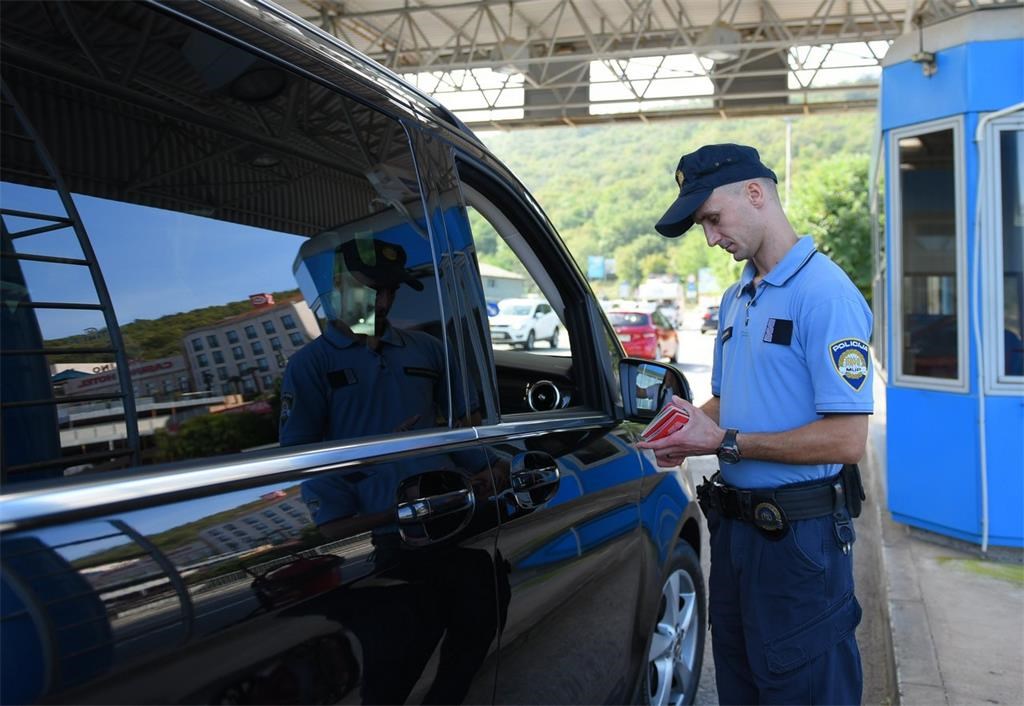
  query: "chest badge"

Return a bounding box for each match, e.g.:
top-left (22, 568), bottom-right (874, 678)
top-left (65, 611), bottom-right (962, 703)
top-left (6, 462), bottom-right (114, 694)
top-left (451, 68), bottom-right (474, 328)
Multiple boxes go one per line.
top-left (829, 338), bottom-right (870, 390)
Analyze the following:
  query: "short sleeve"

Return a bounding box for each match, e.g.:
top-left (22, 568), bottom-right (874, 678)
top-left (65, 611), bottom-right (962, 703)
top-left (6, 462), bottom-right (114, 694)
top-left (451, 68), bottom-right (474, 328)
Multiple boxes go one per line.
top-left (279, 350), bottom-right (329, 446)
top-left (799, 295), bottom-right (874, 414)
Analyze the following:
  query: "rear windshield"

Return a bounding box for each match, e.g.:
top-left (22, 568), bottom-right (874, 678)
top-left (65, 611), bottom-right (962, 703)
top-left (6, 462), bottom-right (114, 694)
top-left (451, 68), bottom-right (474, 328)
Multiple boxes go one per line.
top-left (608, 312), bottom-right (649, 326)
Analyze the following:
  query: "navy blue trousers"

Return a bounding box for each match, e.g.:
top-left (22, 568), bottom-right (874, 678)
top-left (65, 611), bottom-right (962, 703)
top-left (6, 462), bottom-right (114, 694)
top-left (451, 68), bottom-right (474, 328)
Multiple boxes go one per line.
top-left (708, 511), bottom-right (863, 705)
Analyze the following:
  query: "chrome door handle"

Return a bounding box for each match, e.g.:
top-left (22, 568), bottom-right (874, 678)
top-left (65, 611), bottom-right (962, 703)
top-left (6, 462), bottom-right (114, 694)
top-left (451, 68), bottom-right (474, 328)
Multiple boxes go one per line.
top-left (510, 451), bottom-right (560, 510)
top-left (511, 466), bottom-right (559, 492)
top-left (396, 488), bottom-right (474, 524)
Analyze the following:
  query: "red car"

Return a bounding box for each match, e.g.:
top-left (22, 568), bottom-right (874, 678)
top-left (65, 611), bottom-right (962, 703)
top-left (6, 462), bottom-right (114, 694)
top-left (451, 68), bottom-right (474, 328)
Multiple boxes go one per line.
top-left (608, 310), bottom-right (678, 361)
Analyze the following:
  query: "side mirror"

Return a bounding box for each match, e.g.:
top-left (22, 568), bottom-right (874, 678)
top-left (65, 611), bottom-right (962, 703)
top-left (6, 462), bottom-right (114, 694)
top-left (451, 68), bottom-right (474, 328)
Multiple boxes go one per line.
top-left (618, 358), bottom-right (693, 422)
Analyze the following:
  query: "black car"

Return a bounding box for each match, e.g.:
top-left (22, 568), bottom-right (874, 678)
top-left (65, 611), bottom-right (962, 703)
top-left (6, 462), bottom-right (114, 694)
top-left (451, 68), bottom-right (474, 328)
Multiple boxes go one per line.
top-left (0, 2), bottom-right (705, 705)
top-left (700, 305), bottom-right (721, 335)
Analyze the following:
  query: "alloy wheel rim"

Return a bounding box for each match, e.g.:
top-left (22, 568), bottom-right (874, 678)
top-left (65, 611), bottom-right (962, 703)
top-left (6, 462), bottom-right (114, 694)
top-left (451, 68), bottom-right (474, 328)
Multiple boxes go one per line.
top-left (646, 569), bottom-right (698, 706)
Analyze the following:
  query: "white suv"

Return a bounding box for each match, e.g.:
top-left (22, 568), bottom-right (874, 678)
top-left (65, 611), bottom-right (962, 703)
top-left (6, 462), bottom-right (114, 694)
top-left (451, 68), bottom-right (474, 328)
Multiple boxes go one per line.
top-left (489, 298), bottom-right (560, 349)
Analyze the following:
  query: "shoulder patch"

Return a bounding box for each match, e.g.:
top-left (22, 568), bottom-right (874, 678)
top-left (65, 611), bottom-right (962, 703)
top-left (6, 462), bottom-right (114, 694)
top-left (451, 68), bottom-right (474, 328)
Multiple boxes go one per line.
top-left (279, 392), bottom-right (294, 430)
top-left (829, 338), bottom-right (870, 390)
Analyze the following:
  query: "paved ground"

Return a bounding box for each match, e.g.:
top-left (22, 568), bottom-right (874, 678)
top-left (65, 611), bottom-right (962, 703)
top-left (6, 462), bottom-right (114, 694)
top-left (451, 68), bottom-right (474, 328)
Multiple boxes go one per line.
top-left (868, 369), bottom-right (1024, 706)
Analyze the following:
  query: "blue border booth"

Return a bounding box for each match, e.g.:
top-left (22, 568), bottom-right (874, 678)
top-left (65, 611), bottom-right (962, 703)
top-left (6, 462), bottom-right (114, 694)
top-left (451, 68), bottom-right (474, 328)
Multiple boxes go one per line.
top-left (879, 6), bottom-right (1024, 550)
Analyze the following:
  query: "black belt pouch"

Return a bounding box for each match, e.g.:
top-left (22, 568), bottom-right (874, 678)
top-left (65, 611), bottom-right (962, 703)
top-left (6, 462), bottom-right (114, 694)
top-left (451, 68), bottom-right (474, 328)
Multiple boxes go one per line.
top-left (841, 463), bottom-right (866, 518)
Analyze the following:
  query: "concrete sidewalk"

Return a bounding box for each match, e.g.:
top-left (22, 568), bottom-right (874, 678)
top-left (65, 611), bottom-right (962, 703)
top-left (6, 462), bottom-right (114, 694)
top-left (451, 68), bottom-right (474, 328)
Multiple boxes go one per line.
top-left (865, 372), bottom-right (1024, 706)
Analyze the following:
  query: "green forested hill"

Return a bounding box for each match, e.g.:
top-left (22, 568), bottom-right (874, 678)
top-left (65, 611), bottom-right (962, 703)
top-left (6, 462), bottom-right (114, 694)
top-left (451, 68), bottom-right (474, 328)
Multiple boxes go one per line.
top-left (476, 112), bottom-right (877, 297)
top-left (48, 289), bottom-right (302, 362)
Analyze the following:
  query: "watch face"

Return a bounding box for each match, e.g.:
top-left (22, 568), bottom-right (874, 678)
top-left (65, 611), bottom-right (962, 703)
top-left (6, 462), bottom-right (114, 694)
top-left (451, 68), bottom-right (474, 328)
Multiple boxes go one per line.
top-left (717, 430), bottom-right (740, 464)
top-left (718, 447), bottom-right (741, 464)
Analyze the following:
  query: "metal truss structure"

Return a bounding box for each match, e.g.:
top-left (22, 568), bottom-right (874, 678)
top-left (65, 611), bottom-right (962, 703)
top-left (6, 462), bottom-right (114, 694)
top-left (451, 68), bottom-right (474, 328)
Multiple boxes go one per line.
top-left (277, 0), bottom-right (1019, 126)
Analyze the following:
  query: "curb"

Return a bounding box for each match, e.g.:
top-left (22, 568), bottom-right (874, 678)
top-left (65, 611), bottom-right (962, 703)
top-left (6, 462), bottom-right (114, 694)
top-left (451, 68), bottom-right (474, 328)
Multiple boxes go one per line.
top-left (870, 438), bottom-right (949, 706)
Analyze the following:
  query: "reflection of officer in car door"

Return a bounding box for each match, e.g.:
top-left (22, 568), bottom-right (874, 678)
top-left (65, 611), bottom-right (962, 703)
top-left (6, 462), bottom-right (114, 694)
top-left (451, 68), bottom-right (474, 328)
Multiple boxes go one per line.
top-left (280, 234), bottom-right (507, 705)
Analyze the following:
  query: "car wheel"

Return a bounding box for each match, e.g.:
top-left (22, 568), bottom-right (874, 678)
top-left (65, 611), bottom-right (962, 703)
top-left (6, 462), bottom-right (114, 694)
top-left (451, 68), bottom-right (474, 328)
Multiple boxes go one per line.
top-left (550, 327), bottom-right (560, 349)
top-left (525, 330), bottom-right (535, 350)
top-left (641, 542), bottom-right (706, 706)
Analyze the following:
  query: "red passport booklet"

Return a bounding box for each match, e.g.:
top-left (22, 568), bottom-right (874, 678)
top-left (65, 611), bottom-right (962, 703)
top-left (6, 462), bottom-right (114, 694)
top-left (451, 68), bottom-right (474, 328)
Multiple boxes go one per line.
top-left (640, 402), bottom-right (690, 442)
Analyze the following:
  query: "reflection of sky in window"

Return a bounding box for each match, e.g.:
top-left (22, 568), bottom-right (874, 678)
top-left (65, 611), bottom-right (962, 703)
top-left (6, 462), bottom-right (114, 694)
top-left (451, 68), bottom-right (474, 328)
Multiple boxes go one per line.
top-left (2, 182), bottom-right (304, 339)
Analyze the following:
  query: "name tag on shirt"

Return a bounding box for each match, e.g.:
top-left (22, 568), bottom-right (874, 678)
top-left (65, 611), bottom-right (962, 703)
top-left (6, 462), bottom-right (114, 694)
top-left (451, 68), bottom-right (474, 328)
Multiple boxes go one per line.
top-left (327, 369), bottom-right (358, 388)
top-left (763, 318), bottom-right (793, 345)
top-left (721, 326), bottom-right (733, 343)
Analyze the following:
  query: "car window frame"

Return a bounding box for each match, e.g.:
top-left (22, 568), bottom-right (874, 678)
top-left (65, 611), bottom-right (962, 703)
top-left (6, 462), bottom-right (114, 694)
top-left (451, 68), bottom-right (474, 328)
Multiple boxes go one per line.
top-left (450, 154), bottom-right (616, 422)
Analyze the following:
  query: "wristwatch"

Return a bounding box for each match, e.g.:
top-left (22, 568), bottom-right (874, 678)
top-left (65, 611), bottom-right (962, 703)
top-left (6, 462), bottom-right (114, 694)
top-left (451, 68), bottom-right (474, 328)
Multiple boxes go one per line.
top-left (716, 428), bottom-right (741, 464)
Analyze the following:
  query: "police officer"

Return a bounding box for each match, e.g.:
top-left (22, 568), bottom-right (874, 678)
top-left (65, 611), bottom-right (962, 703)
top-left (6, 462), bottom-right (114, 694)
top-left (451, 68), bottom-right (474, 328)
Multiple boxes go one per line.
top-left (280, 236), bottom-right (448, 447)
top-left (279, 235), bottom-right (474, 534)
top-left (640, 144), bottom-right (873, 705)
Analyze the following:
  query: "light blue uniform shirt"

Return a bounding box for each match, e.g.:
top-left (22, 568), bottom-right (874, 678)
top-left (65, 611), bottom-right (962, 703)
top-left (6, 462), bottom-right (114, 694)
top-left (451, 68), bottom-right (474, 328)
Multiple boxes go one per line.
top-left (711, 236), bottom-right (873, 489)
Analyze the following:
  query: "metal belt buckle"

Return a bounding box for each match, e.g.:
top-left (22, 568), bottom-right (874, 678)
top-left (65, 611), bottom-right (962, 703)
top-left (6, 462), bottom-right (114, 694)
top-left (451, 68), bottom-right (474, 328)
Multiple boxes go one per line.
top-left (753, 499), bottom-right (789, 540)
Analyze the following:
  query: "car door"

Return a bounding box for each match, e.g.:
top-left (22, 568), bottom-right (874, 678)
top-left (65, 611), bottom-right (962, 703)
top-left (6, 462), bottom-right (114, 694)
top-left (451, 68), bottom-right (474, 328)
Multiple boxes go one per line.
top-left (0, 3), bottom-right (502, 704)
top-left (417, 151), bottom-right (661, 704)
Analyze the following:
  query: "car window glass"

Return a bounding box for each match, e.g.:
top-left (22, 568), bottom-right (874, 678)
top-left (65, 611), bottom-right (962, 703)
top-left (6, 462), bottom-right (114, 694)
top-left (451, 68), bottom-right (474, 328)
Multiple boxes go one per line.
top-left (1, 4), bottom-right (450, 486)
top-left (455, 177), bottom-right (587, 416)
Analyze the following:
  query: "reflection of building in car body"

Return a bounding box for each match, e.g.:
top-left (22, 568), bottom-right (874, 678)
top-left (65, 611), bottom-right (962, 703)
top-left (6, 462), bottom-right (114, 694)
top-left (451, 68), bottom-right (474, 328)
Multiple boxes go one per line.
top-left (199, 490), bottom-right (312, 554)
top-left (183, 294), bottom-right (319, 395)
top-left (58, 355), bottom-right (190, 399)
top-left (56, 392), bottom-right (235, 471)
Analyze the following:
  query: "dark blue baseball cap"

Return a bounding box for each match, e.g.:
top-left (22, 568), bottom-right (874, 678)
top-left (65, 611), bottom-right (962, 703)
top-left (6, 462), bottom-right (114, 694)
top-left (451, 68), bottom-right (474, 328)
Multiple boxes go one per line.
top-left (655, 143), bottom-right (778, 238)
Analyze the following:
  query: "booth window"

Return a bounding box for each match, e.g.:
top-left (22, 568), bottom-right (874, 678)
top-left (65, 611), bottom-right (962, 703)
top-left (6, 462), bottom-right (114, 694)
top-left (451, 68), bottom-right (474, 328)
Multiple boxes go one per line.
top-left (996, 126), bottom-right (1023, 382)
top-left (893, 124), bottom-right (964, 386)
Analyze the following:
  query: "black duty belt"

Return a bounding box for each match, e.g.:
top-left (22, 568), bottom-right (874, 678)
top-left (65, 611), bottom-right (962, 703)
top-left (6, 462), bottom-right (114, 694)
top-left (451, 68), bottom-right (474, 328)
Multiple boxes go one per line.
top-left (696, 469), bottom-right (861, 549)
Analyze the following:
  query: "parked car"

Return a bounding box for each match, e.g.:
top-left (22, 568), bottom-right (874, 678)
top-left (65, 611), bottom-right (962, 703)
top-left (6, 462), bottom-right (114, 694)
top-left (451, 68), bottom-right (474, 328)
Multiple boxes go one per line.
top-left (608, 310), bottom-right (680, 362)
top-left (657, 304), bottom-right (681, 329)
top-left (700, 305), bottom-right (721, 335)
top-left (0, 3), bottom-right (706, 705)
top-left (489, 298), bottom-right (561, 349)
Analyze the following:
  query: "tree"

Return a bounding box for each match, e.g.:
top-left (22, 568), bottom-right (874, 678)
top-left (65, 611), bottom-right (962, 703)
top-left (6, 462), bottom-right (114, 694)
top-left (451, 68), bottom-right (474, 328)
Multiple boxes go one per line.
top-left (789, 153), bottom-right (876, 301)
top-left (154, 411), bottom-right (277, 462)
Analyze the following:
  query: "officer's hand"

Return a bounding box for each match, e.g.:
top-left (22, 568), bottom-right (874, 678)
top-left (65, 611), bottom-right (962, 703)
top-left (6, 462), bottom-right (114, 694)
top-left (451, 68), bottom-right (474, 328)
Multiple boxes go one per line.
top-left (636, 396), bottom-right (723, 467)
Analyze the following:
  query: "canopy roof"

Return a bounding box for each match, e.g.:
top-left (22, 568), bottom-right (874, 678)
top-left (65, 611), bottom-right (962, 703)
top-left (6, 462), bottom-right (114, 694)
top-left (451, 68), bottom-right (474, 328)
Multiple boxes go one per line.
top-left (274, 0), bottom-right (1016, 126)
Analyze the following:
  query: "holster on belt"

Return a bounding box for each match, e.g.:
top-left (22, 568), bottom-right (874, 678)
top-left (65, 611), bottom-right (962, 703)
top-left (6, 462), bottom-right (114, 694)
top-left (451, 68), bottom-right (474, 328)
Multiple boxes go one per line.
top-left (696, 465), bottom-right (867, 543)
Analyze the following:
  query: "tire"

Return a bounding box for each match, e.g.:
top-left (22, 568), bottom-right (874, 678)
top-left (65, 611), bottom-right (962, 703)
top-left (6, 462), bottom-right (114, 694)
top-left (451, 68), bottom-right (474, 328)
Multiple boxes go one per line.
top-left (525, 330), bottom-right (535, 350)
top-left (638, 541), bottom-right (706, 706)
top-left (550, 327), bottom-right (560, 349)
